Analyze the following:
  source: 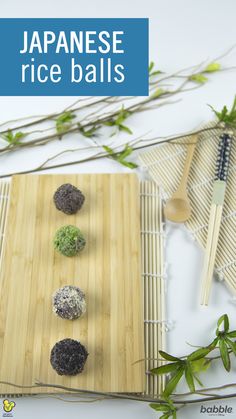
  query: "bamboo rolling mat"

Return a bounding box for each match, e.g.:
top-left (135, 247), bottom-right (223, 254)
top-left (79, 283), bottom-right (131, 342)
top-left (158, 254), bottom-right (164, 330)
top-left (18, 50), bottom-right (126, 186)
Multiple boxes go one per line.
top-left (0, 175), bottom-right (166, 396)
top-left (139, 124), bottom-right (236, 294)
top-left (140, 181), bottom-right (166, 396)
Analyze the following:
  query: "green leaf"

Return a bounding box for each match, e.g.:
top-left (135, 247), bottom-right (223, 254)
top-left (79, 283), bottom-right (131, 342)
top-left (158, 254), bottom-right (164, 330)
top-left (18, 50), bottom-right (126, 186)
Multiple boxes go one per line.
top-left (210, 337), bottom-right (219, 348)
top-left (3, 131), bottom-right (13, 142)
top-left (117, 145), bottom-right (137, 168)
top-left (151, 362), bottom-right (180, 375)
top-left (217, 314), bottom-right (229, 334)
top-left (160, 414), bottom-right (171, 419)
top-left (115, 106), bottom-right (131, 126)
top-left (118, 124), bottom-right (133, 135)
top-left (150, 398), bottom-right (177, 419)
top-left (209, 96), bottom-right (236, 127)
top-left (204, 62), bottom-right (221, 73)
top-left (152, 88), bottom-right (166, 98)
top-left (163, 398), bottom-right (175, 409)
top-left (185, 365), bottom-right (195, 392)
top-left (225, 338), bottom-right (236, 356)
top-left (56, 111), bottom-right (75, 124)
top-left (149, 404), bottom-right (170, 412)
top-left (103, 106), bottom-right (132, 134)
top-left (191, 358), bottom-right (211, 374)
top-left (148, 62), bottom-right (155, 73)
top-left (103, 145), bottom-right (115, 156)
top-left (117, 145), bottom-right (133, 159)
top-left (227, 331), bottom-right (236, 338)
top-left (209, 104), bottom-right (228, 123)
top-left (163, 367), bottom-right (184, 397)
top-left (15, 132), bottom-right (26, 140)
top-left (193, 373), bottom-right (204, 387)
top-left (55, 111), bottom-right (75, 135)
top-left (102, 145), bottom-right (137, 169)
top-left (151, 70), bottom-right (164, 76)
top-left (150, 399), bottom-right (177, 419)
top-left (188, 347), bottom-right (212, 361)
top-left (78, 125), bottom-right (98, 138)
top-left (189, 73), bottom-right (208, 84)
top-left (159, 351), bottom-right (181, 362)
top-left (148, 62), bottom-right (163, 77)
top-left (219, 339), bottom-right (231, 371)
top-left (103, 106), bottom-right (132, 135)
top-left (1, 130), bottom-right (27, 145)
top-left (103, 121), bottom-right (115, 127)
top-left (118, 160), bottom-right (138, 169)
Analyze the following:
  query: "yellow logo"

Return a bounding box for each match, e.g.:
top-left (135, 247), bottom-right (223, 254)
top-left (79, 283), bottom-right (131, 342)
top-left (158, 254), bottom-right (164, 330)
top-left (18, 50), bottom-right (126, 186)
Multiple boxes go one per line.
top-left (3, 400), bottom-right (15, 413)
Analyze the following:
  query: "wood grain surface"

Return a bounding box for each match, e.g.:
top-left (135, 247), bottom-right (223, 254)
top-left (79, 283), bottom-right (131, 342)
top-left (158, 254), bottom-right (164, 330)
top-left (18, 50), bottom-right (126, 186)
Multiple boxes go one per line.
top-left (0, 174), bottom-right (144, 394)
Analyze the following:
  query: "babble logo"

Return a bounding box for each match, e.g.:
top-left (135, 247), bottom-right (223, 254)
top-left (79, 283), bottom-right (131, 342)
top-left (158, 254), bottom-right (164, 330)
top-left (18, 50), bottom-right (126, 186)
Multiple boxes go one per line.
top-left (3, 400), bottom-right (15, 413)
top-left (200, 404), bottom-right (233, 415)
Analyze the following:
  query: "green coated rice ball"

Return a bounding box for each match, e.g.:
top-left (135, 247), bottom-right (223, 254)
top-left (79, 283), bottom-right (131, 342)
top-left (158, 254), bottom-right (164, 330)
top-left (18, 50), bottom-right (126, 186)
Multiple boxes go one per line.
top-left (54, 225), bottom-right (86, 257)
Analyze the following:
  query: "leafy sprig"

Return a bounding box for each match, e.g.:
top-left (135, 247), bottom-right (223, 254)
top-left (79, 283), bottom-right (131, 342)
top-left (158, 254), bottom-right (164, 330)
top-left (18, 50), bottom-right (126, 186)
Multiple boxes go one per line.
top-left (209, 95), bottom-right (236, 128)
top-left (190, 74), bottom-right (208, 84)
top-left (151, 88), bottom-right (166, 98)
top-left (189, 62), bottom-right (221, 84)
top-left (103, 105), bottom-right (133, 135)
top-left (150, 314), bottom-right (236, 418)
top-left (215, 314), bottom-right (236, 371)
top-left (150, 398), bottom-right (177, 419)
top-left (55, 111), bottom-right (76, 136)
top-left (152, 347), bottom-right (211, 397)
top-left (1, 130), bottom-right (27, 145)
top-left (78, 124), bottom-right (98, 138)
top-left (103, 144), bottom-right (138, 169)
top-left (148, 61), bottom-right (163, 77)
top-left (0, 52), bottom-right (234, 177)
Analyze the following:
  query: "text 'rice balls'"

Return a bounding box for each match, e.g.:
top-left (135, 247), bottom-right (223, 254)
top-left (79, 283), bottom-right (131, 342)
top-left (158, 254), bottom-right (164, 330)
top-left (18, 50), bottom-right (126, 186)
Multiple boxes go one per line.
top-left (52, 285), bottom-right (86, 320)
top-left (54, 225), bottom-right (86, 257)
top-left (50, 338), bottom-right (88, 375)
top-left (53, 183), bottom-right (85, 215)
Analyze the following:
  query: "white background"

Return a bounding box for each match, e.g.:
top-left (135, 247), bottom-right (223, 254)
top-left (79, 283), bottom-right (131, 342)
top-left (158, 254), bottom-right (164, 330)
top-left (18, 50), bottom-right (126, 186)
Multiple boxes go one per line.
top-left (1, 0), bottom-right (236, 418)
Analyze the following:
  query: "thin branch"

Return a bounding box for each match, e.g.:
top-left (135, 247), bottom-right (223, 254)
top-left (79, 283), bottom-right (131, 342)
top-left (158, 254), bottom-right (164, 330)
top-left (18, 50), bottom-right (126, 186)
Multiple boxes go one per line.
top-left (0, 125), bottom-right (222, 178)
top-left (0, 48), bottom-right (233, 155)
top-left (1, 380), bottom-right (236, 406)
top-left (0, 114), bottom-right (48, 128)
top-left (0, 94), bottom-right (180, 154)
top-left (0, 96), bottom-right (109, 135)
top-left (174, 382), bottom-right (236, 397)
top-left (214, 44), bottom-right (236, 62)
top-left (35, 395), bottom-right (105, 403)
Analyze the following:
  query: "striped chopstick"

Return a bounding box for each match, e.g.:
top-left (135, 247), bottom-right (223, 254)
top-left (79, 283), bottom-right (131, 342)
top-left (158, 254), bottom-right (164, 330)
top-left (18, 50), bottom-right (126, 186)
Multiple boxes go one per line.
top-left (201, 132), bottom-right (233, 305)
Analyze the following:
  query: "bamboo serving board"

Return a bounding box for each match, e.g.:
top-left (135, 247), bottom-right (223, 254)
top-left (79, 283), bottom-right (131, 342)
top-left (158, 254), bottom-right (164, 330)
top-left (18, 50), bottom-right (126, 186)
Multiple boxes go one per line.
top-left (0, 174), bottom-right (144, 394)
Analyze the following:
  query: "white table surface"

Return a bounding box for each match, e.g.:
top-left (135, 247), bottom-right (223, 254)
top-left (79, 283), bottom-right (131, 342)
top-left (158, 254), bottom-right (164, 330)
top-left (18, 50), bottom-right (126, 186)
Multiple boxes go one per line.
top-left (1, 1), bottom-right (236, 418)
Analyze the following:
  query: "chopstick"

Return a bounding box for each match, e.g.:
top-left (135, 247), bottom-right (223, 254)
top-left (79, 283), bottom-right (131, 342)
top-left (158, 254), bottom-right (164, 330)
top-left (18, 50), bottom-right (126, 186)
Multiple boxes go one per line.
top-left (200, 132), bottom-right (233, 305)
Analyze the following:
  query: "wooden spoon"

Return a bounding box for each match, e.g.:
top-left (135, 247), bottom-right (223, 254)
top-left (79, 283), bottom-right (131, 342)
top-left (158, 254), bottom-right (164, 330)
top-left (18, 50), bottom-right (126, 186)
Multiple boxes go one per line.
top-left (164, 134), bottom-right (198, 223)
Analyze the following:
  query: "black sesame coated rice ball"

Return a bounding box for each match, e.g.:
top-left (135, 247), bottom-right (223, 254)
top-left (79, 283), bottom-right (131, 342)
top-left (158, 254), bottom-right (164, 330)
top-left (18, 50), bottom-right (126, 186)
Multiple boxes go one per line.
top-left (53, 183), bottom-right (85, 215)
top-left (50, 338), bottom-right (88, 376)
